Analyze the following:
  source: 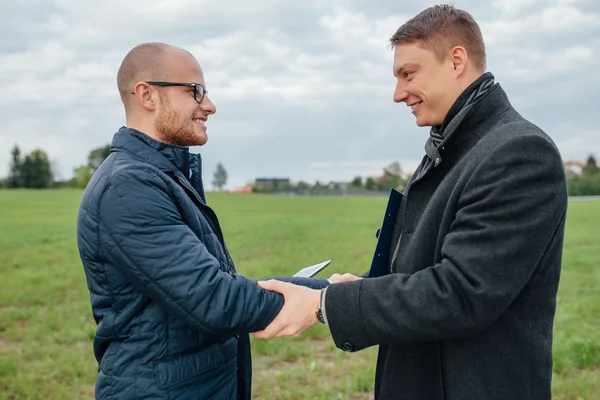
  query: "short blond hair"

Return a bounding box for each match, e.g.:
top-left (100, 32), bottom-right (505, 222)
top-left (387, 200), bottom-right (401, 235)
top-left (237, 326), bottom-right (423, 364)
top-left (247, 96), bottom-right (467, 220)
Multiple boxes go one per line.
top-left (390, 4), bottom-right (486, 71)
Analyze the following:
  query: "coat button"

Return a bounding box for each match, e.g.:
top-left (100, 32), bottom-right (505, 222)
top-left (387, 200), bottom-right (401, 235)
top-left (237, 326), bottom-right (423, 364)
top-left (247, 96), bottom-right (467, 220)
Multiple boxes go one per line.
top-left (342, 342), bottom-right (354, 352)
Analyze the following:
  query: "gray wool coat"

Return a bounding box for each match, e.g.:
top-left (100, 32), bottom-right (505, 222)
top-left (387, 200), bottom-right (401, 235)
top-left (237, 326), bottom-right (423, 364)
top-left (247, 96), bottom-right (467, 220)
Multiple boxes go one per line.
top-left (324, 84), bottom-right (568, 400)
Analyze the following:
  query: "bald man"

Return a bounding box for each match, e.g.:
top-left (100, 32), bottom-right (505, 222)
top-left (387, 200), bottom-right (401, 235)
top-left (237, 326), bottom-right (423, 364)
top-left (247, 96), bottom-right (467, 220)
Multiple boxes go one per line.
top-left (76, 42), bottom-right (329, 400)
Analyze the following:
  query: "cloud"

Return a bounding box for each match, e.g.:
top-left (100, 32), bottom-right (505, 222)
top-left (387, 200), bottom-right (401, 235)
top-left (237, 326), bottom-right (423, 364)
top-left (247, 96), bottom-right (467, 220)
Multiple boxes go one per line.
top-left (1, 0), bottom-right (599, 190)
top-left (485, 1), bottom-right (598, 42)
top-left (490, 45), bottom-right (599, 83)
top-left (492, 0), bottom-right (539, 16)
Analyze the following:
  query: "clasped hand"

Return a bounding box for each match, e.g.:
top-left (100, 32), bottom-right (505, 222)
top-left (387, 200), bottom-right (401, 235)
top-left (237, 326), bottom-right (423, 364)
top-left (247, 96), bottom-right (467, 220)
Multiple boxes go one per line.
top-left (251, 273), bottom-right (362, 339)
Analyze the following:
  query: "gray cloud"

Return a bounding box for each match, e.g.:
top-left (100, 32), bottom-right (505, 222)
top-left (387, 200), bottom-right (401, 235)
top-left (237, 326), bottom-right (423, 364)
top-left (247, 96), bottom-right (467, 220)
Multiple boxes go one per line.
top-left (1, 0), bottom-right (598, 189)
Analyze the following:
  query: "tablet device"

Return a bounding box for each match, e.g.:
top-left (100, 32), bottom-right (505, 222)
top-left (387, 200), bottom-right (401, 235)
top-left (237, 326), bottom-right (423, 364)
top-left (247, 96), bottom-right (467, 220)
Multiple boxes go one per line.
top-left (293, 260), bottom-right (331, 278)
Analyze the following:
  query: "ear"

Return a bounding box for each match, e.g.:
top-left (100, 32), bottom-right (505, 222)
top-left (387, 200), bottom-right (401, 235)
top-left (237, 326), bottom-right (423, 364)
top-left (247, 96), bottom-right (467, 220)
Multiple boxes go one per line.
top-left (448, 46), bottom-right (468, 75)
top-left (131, 82), bottom-right (157, 112)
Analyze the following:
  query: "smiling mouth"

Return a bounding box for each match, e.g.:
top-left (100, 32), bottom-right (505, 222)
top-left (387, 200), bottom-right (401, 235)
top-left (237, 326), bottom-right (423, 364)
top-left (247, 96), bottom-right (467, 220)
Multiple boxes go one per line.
top-left (408, 101), bottom-right (422, 111)
top-left (192, 118), bottom-right (206, 124)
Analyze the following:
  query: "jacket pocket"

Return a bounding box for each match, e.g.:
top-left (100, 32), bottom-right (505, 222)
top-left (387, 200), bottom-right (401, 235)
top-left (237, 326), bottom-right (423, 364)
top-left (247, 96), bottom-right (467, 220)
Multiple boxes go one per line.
top-left (154, 337), bottom-right (237, 390)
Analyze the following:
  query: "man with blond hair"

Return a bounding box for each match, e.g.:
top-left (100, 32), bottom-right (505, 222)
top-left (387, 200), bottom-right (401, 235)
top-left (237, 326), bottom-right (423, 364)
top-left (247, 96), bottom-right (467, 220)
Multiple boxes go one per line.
top-left (254, 5), bottom-right (567, 400)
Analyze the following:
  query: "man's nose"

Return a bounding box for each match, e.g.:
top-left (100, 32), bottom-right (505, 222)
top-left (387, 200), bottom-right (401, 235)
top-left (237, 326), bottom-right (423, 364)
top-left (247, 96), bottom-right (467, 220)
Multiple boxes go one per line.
top-left (393, 82), bottom-right (408, 103)
top-left (201, 95), bottom-right (216, 115)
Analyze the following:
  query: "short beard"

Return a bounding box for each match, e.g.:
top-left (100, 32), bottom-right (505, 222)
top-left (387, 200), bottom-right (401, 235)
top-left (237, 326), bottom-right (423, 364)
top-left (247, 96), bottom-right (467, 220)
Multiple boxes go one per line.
top-left (155, 93), bottom-right (206, 146)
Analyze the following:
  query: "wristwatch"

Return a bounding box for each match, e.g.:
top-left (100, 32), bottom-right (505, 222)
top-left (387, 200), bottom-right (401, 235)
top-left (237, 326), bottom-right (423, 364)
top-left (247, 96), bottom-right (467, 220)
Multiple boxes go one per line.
top-left (315, 289), bottom-right (325, 324)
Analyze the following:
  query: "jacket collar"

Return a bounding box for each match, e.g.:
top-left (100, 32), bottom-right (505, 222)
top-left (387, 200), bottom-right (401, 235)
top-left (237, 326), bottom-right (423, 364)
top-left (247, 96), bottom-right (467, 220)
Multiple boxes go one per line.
top-left (111, 127), bottom-right (207, 202)
top-left (111, 126), bottom-right (194, 178)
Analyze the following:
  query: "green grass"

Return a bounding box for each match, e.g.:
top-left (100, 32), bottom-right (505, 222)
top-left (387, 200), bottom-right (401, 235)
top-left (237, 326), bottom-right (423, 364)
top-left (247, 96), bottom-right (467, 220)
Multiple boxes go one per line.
top-left (0, 190), bottom-right (598, 399)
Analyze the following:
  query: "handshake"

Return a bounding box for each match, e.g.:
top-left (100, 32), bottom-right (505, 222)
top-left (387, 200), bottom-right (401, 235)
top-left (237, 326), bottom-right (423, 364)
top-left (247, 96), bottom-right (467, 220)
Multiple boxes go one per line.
top-left (252, 272), bottom-right (362, 340)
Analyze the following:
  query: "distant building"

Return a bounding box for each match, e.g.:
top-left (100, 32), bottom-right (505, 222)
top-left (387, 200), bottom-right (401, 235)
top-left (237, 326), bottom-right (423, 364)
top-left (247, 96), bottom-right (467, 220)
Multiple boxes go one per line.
top-left (564, 160), bottom-right (584, 176)
top-left (253, 177), bottom-right (290, 192)
top-left (233, 185), bottom-right (253, 194)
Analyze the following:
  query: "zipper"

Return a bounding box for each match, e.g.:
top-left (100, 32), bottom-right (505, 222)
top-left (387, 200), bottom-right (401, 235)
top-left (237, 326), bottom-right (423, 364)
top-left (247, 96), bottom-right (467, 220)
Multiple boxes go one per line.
top-left (172, 174), bottom-right (234, 275)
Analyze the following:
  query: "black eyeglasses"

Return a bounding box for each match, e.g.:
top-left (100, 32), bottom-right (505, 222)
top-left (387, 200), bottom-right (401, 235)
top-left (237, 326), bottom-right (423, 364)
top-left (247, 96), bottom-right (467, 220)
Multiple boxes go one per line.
top-left (131, 81), bottom-right (207, 103)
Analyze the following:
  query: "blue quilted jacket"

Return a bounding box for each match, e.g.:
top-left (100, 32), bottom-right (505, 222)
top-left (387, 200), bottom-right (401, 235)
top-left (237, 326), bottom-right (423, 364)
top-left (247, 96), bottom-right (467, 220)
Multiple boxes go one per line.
top-left (77, 127), bottom-right (328, 399)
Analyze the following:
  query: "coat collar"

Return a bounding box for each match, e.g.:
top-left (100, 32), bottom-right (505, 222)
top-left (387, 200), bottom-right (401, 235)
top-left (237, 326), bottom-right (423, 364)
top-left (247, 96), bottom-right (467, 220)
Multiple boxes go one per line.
top-left (438, 82), bottom-right (513, 152)
top-left (111, 127), bottom-right (195, 178)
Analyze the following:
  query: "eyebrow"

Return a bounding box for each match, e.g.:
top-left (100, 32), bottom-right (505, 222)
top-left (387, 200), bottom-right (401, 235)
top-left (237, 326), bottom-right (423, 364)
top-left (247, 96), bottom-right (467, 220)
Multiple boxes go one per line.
top-left (394, 63), bottom-right (418, 77)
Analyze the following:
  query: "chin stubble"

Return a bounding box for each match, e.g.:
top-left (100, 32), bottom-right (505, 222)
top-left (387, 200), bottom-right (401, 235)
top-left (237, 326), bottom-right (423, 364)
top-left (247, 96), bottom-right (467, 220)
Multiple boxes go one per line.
top-left (155, 96), bottom-right (205, 146)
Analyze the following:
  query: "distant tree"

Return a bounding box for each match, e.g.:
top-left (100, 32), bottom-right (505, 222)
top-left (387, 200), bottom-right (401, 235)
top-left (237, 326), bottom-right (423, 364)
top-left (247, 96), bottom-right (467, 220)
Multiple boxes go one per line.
top-left (313, 180), bottom-right (326, 190)
top-left (583, 154), bottom-right (598, 176)
top-left (365, 177), bottom-right (377, 190)
top-left (377, 173), bottom-right (405, 191)
top-left (384, 161), bottom-right (403, 176)
top-left (371, 161), bottom-right (407, 191)
top-left (88, 144), bottom-right (112, 174)
top-left (212, 163), bottom-right (227, 191)
top-left (350, 176), bottom-right (363, 188)
top-left (586, 154), bottom-right (597, 168)
top-left (568, 174), bottom-right (600, 196)
top-left (568, 154), bottom-right (600, 195)
top-left (74, 165), bottom-right (93, 188)
top-left (8, 144), bottom-right (22, 188)
top-left (20, 149), bottom-right (53, 188)
top-left (295, 181), bottom-right (310, 190)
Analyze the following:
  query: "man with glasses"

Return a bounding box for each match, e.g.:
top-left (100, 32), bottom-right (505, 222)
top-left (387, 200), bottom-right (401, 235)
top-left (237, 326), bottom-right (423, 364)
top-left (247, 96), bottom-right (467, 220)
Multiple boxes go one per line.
top-left (76, 42), bottom-right (329, 400)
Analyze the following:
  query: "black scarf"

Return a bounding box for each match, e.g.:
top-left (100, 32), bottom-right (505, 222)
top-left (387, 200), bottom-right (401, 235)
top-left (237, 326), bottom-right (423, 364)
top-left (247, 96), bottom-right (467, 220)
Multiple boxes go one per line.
top-left (391, 72), bottom-right (497, 266)
top-left (425, 72), bottom-right (496, 165)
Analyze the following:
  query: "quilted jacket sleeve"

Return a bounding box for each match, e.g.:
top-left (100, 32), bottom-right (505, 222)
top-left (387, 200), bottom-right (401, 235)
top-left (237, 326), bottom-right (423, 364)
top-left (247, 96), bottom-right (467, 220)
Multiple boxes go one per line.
top-left (98, 165), bottom-right (287, 337)
top-left (270, 276), bottom-right (329, 289)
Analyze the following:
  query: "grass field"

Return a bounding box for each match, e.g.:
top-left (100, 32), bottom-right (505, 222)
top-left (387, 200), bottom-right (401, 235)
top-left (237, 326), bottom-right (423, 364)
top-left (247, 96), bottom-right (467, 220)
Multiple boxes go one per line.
top-left (0, 189), bottom-right (598, 399)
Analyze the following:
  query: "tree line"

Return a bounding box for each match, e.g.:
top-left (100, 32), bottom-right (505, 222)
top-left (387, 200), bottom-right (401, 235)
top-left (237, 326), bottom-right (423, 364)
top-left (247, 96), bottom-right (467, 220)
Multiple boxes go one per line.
top-left (0, 144), bottom-right (110, 189)
top-left (251, 162), bottom-right (410, 194)
top-left (1, 144), bottom-right (229, 190)
top-left (567, 155), bottom-right (600, 196)
top-left (1, 145), bottom-right (599, 196)
top-left (3, 146), bottom-right (55, 189)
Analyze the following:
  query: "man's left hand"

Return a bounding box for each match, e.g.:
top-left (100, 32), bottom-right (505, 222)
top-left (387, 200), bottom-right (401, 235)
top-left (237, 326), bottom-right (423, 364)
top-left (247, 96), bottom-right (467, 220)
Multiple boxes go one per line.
top-left (252, 280), bottom-right (322, 339)
top-left (328, 273), bottom-right (362, 284)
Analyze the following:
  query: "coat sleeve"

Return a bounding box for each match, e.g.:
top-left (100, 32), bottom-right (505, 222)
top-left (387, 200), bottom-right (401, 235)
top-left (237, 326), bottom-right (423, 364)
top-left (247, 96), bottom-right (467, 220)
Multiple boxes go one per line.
top-left (324, 134), bottom-right (568, 352)
top-left (98, 166), bottom-right (285, 338)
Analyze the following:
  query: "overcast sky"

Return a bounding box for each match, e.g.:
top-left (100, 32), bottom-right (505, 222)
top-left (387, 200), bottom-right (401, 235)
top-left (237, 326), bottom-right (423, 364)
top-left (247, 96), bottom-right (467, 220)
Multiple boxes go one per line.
top-left (1, 0), bottom-right (599, 189)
